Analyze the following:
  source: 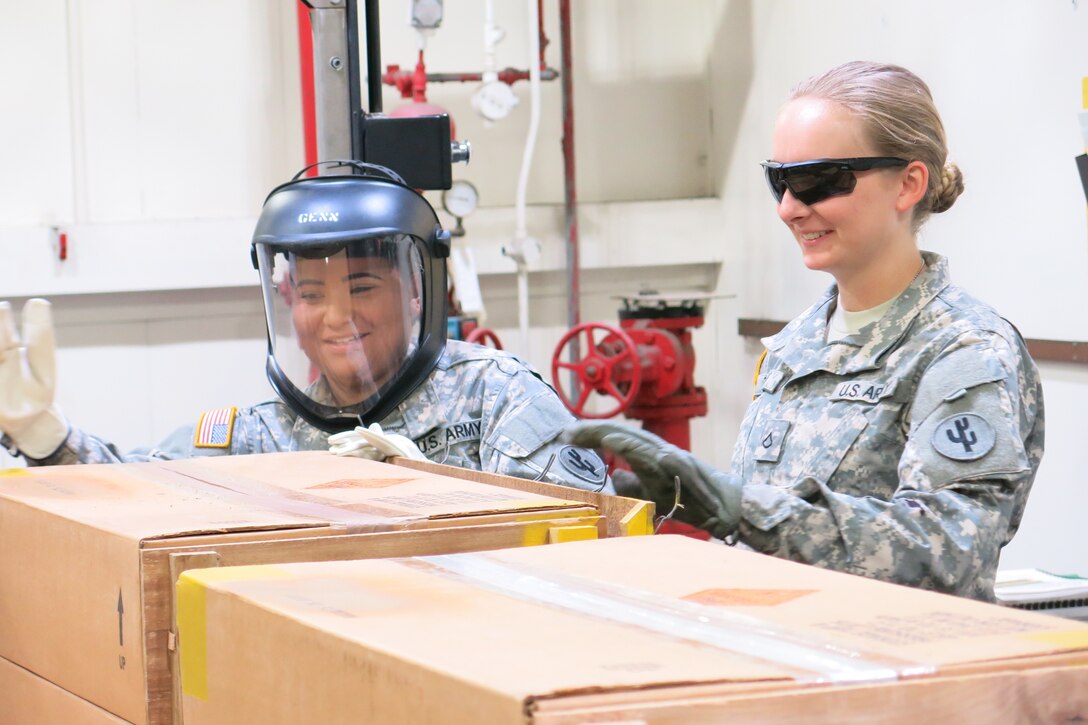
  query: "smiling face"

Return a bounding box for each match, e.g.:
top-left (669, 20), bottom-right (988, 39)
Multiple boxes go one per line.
top-left (290, 249), bottom-right (420, 406)
top-left (770, 97), bottom-right (921, 287)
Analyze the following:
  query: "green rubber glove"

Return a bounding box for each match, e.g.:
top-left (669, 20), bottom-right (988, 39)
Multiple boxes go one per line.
top-left (565, 421), bottom-right (743, 538)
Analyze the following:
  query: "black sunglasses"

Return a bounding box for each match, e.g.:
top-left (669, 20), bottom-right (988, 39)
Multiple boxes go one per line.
top-left (761, 157), bottom-right (910, 205)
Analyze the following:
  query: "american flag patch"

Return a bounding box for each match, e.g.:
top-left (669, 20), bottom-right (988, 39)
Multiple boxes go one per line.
top-left (193, 406), bottom-right (237, 449)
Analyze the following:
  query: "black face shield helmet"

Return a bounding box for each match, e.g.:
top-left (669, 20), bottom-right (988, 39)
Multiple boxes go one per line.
top-left (251, 161), bottom-right (451, 433)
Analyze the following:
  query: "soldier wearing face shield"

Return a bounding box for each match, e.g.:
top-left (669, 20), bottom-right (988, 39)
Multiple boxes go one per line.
top-left (0, 164), bottom-right (611, 493)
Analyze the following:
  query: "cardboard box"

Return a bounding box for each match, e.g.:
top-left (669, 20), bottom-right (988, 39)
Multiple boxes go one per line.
top-left (0, 655), bottom-right (131, 724)
top-left (390, 456), bottom-right (653, 539)
top-left (178, 535), bottom-right (1088, 724)
top-left (0, 452), bottom-right (649, 724)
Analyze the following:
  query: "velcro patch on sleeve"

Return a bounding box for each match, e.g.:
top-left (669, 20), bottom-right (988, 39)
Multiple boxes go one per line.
top-left (912, 346), bottom-right (1006, 426)
top-left (913, 382), bottom-right (1029, 487)
top-left (193, 407), bottom-right (238, 449)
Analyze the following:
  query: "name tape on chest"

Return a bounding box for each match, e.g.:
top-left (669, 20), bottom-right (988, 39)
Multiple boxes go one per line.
top-left (830, 380), bottom-right (890, 404)
top-left (416, 419), bottom-right (483, 456)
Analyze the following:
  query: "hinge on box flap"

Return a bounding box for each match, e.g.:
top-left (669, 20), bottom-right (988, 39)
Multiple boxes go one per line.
top-left (168, 631), bottom-right (176, 652)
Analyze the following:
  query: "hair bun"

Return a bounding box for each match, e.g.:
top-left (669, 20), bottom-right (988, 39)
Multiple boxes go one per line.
top-left (931, 162), bottom-right (964, 214)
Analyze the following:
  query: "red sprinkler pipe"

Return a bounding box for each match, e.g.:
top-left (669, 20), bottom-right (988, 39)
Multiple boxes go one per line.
top-left (296, 1), bottom-right (321, 385)
top-left (411, 50), bottom-right (428, 102)
top-left (382, 67), bottom-right (558, 97)
top-left (382, 0), bottom-right (556, 96)
top-left (560, 0), bottom-right (580, 338)
top-left (295, 1), bottom-right (319, 174)
top-left (537, 0), bottom-right (549, 70)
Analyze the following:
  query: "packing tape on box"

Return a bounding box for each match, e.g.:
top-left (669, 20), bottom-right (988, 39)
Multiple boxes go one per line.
top-left (153, 463), bottom-right (426, 534)
top-left (177, 566), bottom-right (292, 700)
top-left (410, 553), bottom-right (936, 685)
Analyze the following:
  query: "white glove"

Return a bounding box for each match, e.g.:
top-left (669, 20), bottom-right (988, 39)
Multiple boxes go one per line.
top-left (0, 299), bottom-right (69, 459)
top-left (328, 422), bottom-right (427, 462)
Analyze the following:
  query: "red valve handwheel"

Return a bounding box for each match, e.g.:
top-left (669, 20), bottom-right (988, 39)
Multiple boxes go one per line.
top-left (465, 327), bottom-right (503, 349)
top-left (551, 322), bottom-right (642, 418)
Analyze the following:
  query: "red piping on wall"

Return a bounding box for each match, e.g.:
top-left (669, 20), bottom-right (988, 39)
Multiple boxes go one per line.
top-left (382, 67), bottom-right (559, 97)
top-left (560, 0), bottom-right (580, 336)
top-left (382, 0), bottom-right (556, 96)
top-left (296, 1), bottom-right (319, 173)
top-left (296, 2), bottom-right (320, 385)
top-left (537, 0), bottom-right (548, 69)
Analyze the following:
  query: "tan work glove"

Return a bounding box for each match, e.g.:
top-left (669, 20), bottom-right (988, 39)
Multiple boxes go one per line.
top-left (0, 299), bottom-right (69, 458)
top-left (328, 422), bottom-right (427, 462)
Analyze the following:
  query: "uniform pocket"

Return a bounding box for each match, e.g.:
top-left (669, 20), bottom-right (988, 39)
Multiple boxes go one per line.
top-left (748, 405), bottom-right (869, 489)
top-left (804, 406), bottom-right (870, 485)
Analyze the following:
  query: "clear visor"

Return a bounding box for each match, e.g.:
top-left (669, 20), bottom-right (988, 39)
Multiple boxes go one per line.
top-left (256, 235), bottom-right (425, 417)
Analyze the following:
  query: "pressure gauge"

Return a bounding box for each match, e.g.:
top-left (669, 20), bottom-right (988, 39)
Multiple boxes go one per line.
top-left (471, 81), bottom-right (519, 122)
top-left (411, 0), bottom-right (443, 29)
top-left (442, 180), bottom-right (479, 219)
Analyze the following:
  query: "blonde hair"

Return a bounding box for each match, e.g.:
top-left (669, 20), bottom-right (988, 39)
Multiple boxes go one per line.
top-left (790, 61), bottom-right (964, 230)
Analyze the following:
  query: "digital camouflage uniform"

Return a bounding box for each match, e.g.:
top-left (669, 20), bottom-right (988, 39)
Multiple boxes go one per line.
top-left (735, 252), bottom-right (1043, 601)
top-left (22, 340), bottom-right (611, 493)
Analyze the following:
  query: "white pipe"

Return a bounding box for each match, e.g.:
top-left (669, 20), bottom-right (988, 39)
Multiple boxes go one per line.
top-left (65, 0), bottom-right (88, 224)
top-left (513, 0), bottom-right (542, 354)
top-left (514, 0), bottom-right (541, 241)
top-left (482, 0), bottom-right (499, 80)
top-left (517, 264), bottom-right (530, 357)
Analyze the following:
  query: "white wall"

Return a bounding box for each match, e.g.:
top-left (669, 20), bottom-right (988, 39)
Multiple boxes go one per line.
top-left (1, 1), bottom-right (1085, 575)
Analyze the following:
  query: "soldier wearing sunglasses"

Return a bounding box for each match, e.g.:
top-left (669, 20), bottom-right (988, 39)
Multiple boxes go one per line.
top-left (569, 61), bottom-right (1044, 602)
